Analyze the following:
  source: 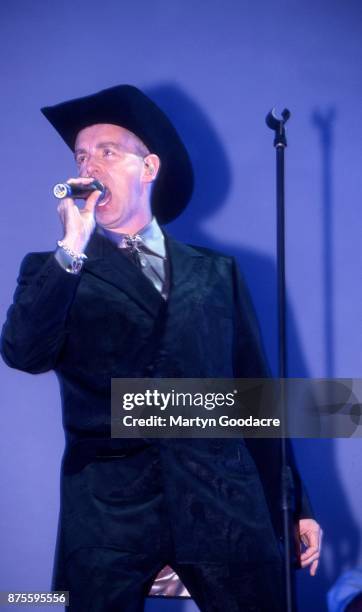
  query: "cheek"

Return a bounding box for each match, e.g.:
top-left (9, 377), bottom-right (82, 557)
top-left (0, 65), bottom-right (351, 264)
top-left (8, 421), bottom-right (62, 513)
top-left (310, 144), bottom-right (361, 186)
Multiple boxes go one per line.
top-left (108, 162), bottom-right (142, 196)
top-left (118, 175), bottom-right (141, 196)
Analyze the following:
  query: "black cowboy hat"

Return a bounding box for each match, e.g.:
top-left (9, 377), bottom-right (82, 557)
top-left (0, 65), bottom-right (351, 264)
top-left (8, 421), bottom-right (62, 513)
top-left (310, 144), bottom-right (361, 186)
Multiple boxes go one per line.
top-left (41, 84), bottom-right (194, 224)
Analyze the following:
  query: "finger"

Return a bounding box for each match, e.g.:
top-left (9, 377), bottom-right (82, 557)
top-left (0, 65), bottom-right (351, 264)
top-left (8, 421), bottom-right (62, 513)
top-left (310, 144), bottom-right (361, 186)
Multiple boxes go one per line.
top-left (301, 543), bottom-right (319, 559)
top-left (83, 189), bottom-right (103, 214)
top-left (300, 529), bottom-right (319, 551)
top-left (57, 205), bottom-right (65, 225)
top-left (310, 559), bottom-right (319, 576)
top-left (57, 198), bottom-right (80, 231)
top-left (301, 534), bottom-right (309, 547)
top-left (57, 200), bottom-right (70, 222)
top-left (66, 177), bottom-right (96, 185)
top-left (59, 198), bottom-right (78, 215)
top-left (301, 551), bottom-right (320, 566)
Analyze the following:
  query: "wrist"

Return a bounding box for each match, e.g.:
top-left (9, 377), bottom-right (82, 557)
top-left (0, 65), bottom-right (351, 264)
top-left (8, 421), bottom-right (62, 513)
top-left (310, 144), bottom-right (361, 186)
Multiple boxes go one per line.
top-left (61, 234), bottom-right (88, 254)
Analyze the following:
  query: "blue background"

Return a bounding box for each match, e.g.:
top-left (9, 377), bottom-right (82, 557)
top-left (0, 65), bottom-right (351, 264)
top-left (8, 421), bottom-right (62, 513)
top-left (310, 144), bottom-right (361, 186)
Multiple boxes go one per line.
top-left (0, 1), bottom-right (361, 610)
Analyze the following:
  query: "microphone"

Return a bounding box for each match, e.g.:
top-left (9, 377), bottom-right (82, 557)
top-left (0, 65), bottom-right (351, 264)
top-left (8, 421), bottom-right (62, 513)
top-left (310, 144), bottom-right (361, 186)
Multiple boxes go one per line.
top-left (53, 180), bottom-right (105, 200)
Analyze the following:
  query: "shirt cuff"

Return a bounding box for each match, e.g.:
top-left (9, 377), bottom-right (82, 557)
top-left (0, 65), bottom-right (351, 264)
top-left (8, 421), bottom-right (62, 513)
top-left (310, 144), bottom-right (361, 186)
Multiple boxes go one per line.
top-left (54, 247), bottom-right (84, 274)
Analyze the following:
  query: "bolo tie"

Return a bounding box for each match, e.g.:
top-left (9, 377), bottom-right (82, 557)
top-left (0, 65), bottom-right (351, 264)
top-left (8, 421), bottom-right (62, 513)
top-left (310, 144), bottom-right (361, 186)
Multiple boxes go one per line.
top-left (121, 233), bottom-right (166, 297)
top-left (121, 234), bottom-right (147, 268)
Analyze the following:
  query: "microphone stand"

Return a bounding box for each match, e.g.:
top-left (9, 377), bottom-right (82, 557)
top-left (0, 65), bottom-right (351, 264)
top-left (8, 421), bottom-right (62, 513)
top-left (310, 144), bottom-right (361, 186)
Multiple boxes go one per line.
top-left (266, 108), bottom-right (297, 612)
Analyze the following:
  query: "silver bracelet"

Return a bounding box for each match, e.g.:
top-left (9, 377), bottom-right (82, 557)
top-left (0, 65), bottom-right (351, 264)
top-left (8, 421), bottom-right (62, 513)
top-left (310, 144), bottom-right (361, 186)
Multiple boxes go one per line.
top-left (56, 240), bottom-right (88, 274)
top-left (57, 240), bottom-right (88, 260)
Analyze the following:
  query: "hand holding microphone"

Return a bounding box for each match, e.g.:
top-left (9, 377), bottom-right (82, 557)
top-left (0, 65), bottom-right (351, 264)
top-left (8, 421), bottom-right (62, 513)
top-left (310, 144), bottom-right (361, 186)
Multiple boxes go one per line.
top-left (53, 179), bottom-right (105, 200)
top-left (55, 177), bottom-right (103, 254)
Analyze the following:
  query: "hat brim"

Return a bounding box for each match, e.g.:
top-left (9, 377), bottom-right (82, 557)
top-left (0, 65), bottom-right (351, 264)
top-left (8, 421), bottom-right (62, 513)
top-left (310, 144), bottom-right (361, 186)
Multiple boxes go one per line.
top-left (41, 84), bottom-right (193, 224)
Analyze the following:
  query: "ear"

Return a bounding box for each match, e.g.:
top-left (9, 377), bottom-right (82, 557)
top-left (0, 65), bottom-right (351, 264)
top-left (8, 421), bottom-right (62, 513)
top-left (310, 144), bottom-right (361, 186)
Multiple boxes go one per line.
top-left (141, 154), bottom-right (161, 184)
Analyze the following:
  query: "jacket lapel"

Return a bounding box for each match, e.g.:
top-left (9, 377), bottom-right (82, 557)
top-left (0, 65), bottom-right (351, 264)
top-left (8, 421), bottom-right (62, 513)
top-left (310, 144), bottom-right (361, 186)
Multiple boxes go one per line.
top-left (83, 231), bottom-right (163, 318)
top-left (163, 233), bottom-right (209, 336)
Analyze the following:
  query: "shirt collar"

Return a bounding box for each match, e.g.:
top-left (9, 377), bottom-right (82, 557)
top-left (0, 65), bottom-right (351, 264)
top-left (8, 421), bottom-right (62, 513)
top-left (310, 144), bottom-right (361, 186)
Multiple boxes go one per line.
top-left (98, 217), bottom-right (166, 258)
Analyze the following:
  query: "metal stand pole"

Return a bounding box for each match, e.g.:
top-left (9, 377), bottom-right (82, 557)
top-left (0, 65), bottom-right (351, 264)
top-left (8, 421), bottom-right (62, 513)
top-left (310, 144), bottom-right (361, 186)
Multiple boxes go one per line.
top-left (266, 108), bottom-right (297, 612)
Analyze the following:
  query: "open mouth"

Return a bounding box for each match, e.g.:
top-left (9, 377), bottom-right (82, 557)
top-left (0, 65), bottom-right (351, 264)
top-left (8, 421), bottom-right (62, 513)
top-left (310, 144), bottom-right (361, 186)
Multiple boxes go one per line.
top-left (96, 186), bottom-right (111, 208)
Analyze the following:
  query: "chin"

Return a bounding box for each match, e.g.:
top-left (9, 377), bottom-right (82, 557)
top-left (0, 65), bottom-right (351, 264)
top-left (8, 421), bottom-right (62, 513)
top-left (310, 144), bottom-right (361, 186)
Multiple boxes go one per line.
top-left (97, 215), bottom-right (126, 232)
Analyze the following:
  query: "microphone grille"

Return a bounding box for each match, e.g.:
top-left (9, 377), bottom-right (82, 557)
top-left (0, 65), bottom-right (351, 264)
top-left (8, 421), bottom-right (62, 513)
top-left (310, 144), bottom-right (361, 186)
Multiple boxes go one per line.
top-left (53, 183), bottom-right (70, 199)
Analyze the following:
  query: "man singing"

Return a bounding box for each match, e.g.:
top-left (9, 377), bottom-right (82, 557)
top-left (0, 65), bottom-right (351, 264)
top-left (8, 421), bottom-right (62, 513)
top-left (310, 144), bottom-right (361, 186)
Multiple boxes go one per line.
top-left (1, 85), bottom-right (321, 611)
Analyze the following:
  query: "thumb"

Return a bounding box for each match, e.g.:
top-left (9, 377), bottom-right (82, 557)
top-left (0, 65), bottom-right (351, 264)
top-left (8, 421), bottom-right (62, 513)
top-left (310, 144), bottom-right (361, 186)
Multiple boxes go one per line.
top-left (83, 188), bottom-right (103, 214)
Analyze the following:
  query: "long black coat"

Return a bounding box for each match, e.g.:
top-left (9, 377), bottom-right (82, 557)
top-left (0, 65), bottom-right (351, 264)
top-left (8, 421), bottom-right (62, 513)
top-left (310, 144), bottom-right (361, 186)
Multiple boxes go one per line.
top-left (1, 231), bottom-right (311, 587)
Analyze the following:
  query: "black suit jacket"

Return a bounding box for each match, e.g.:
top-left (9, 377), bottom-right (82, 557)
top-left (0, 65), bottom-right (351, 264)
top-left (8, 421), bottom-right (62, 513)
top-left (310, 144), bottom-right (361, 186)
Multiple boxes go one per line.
top-left (1, 230), bottom-right (312, 586)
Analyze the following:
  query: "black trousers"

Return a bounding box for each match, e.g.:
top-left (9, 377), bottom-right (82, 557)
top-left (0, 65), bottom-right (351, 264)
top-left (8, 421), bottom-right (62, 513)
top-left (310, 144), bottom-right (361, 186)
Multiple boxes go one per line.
top-left (57, 445), bottom-right (285, 611)
top-left (65, 546), bottom-right (284, 612)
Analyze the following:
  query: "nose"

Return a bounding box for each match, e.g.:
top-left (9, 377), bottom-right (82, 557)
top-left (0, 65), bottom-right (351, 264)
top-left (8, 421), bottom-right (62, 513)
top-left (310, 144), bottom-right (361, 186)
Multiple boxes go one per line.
top-left (79, 155), bottom-right (101, 179)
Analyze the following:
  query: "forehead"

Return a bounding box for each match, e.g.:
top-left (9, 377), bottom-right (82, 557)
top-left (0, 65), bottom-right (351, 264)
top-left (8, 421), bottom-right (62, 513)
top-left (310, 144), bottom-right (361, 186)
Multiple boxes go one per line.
top-left (74, 123), bottom-right (138, 149)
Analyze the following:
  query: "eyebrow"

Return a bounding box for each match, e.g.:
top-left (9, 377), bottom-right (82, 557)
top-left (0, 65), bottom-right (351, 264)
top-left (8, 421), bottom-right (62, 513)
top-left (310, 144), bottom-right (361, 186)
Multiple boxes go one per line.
top-left (74, 141), bottom-right (123, 155)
